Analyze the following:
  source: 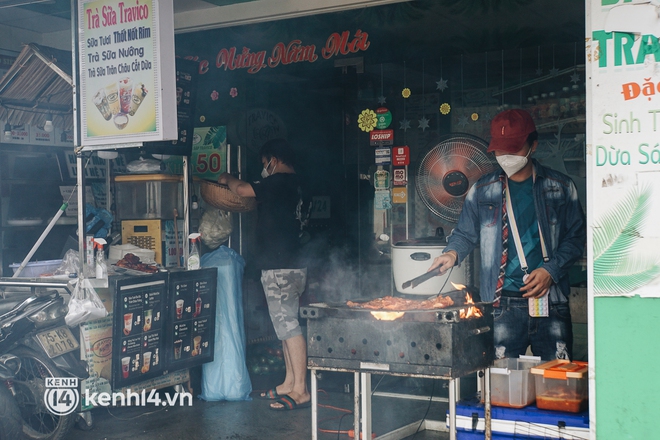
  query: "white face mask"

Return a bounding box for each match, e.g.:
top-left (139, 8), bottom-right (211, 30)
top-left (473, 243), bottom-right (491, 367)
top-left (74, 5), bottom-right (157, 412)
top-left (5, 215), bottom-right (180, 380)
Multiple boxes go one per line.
top-left (261, 159), bottom-right (273, 179)
top-left (496, 148), bottom-right (531, 178)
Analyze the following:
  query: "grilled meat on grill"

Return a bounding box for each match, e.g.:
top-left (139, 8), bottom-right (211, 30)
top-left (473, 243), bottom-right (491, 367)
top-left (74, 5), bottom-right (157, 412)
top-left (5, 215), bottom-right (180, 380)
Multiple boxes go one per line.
top-left (346, 295), bottom-right (454, 311)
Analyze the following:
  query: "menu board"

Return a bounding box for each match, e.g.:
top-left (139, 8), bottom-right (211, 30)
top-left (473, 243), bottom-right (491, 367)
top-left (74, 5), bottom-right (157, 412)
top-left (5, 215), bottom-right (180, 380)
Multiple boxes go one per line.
top-left (166, 269), bottom-right (217, 369)
top-left (77, 0), bottom-right (177, 147)
top-left (145, 58), bottom-right (198, 156)
top-left (112, 273), bottom-right (167, 389)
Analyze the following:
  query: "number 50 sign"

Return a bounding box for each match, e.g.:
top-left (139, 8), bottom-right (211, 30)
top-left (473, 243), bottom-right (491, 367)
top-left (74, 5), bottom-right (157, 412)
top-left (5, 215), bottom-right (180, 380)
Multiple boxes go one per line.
top-left (191, 126), bottom-right (228, 181)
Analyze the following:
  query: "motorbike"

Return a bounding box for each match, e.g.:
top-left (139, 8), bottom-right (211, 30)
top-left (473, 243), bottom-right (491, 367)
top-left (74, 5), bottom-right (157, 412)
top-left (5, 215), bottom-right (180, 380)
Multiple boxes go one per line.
top-left (0, 278), bottom-right (89, 440)
top-left (0, 353), bottom-right (22, 440)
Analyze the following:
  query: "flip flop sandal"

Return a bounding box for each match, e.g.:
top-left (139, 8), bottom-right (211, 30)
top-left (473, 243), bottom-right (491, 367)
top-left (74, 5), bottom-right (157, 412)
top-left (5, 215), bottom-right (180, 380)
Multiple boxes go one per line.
top-left (257, 387), bottom-right (281, 400)
top-left (269, 395), bottom-right (311, 411)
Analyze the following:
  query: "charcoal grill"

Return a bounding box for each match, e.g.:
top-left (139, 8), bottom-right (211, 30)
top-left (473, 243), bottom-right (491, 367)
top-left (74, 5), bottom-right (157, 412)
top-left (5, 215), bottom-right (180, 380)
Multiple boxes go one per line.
top-left (302, 291), bottom-right (494, 379)
top-left (303, 290), bottom-right (495, 440)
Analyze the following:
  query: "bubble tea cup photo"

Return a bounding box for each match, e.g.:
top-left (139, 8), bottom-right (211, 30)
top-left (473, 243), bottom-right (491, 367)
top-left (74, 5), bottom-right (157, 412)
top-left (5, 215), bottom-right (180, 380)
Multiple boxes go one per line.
top-left (118, 77), bottom-right (133, 114)
top-left (104, 82), bottom-right (121, 115)
top-left (143, 309), bottom-right (152, 332)
top-left (93, 88), bottom-right (112, 120)
top-left (121, 356), bottom-right (130, 379)
top-left (123, 313), bottom-right (133, 335)
top-left (193, 336), bottom-right (202, 356)
top-left (141, 351), bottom-right (152, 374)
top-left (173, 340), bottom-right (182, 360)
top-left (176, 299), bottom-right (184, 320)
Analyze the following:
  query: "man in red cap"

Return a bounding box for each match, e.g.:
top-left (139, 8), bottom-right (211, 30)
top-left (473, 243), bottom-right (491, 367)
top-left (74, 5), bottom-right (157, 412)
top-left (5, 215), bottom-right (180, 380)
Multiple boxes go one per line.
top-left (428, 109), bottom-right (585, 360)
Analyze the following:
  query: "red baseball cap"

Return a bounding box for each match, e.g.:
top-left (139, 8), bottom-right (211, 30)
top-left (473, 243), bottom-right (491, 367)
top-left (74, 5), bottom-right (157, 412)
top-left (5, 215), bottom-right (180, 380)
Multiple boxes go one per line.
top-left (487, 109), bottom-right (537, 153)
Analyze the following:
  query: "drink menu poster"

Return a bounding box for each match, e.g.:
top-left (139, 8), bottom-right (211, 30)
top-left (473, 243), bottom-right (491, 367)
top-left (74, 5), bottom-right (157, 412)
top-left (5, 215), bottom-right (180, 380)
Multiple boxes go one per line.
top-left (166, 268), bottom-right (217, 370)
top-left (112, 273), bottom-right (168, 389)
top-left (78, 0), bottom-right (177, 147)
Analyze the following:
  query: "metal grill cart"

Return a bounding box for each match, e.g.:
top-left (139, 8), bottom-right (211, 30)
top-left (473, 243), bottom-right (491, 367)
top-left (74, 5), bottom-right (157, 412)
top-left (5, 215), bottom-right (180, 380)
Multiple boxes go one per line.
top-left (301, 291), bottom-right (495, 440)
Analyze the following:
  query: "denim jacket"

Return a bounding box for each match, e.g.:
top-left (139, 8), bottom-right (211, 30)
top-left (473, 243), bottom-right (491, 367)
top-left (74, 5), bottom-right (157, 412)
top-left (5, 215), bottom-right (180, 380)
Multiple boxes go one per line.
top-left (444, 160), bottom-right (586, 304)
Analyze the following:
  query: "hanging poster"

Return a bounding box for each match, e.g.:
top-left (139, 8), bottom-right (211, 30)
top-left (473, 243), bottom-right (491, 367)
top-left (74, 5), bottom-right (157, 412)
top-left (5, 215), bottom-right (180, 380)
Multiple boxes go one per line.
top-left (588, 1), bottom-right (660, 298)
top-left (191, 126), bottom-right (227, 181)
top-left (78, 0), bottom-right (177, 147)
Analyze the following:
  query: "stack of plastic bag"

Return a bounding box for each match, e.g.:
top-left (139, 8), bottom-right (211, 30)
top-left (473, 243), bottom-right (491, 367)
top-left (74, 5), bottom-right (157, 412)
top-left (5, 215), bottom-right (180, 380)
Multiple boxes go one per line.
top-left (198, 246), bottom-right (252, 401)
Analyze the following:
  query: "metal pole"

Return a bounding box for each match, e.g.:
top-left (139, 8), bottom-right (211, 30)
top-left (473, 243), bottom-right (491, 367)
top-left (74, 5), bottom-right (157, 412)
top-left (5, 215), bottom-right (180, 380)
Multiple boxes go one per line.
top-left (183, 156), bottom-right (190, 265)
top-left (311, 370), bottom-right (318, 440)
top-left (77, 154), bottom-right (86, 277)
top-left (353, 372), bottom-right (361, 438)
top-left (485, 368), bottom-right (492, 440)
top-left (361, 372), bottom-right (371, 440)
top-left (449, 378), bottom-right (457, 440)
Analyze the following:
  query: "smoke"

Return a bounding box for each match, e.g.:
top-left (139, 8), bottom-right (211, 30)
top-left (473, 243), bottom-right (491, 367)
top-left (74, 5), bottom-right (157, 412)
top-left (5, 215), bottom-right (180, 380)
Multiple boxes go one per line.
top-left (299, 236), bottom-right (392, 304)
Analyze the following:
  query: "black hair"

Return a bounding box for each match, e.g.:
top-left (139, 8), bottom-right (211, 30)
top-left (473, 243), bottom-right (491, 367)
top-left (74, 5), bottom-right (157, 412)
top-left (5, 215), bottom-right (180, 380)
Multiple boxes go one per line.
top-left (258, 138), bottom-right (296, 168)
top-left (526, 131), bottom-right (539, 147)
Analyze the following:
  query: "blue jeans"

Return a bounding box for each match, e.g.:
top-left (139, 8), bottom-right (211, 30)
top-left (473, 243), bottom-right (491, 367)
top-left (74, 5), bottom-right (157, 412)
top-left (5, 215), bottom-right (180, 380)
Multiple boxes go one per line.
top-left (493, 297), bottom-right (573, 361)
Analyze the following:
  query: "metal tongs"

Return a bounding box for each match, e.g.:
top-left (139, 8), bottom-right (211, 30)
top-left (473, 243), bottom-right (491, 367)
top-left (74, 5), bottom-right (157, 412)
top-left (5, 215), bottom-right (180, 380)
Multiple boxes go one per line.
top-left (401, 267), bottom-right (446, 290)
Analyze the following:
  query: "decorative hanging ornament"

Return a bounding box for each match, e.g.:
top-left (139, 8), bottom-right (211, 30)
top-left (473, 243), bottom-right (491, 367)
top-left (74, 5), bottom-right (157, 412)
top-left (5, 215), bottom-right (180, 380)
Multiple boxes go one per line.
top-left (456, 115), bottom-right (469, 129)
top-left (210, 90), bottom-right (219, 101)
top-left (358, 109), bottom-right (378, 132)
top-left (378, 95), bottom-right (387, 105)
top-left (436, 78), bottom-right (448, 92)
top-left (570, 72), bottom-right (581, 84)
top-left (418, 116), bottom-right (429, 131)
top-left (402, 88), bottom-right (411, 98)
top-left (399, 119), bottom-right (411, 131)
top-left (376, 107), bottom-right (392, 129)
top-left (471, 113), bottom-right (479, 121)
top-left (230, 88), bottom-right (238, 98)
top-left (439, 103), bottom-right (451, 115)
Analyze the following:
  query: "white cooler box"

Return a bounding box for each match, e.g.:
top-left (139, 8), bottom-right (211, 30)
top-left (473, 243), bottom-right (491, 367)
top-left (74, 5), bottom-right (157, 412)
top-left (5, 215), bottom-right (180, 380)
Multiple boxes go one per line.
top-left (391, 237), bottom-right (466, 295)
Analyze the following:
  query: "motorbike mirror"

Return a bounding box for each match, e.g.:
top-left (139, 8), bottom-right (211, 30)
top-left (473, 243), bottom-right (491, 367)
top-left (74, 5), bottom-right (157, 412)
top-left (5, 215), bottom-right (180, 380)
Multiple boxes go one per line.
top-left (0, 354), bottom-right (21, 378)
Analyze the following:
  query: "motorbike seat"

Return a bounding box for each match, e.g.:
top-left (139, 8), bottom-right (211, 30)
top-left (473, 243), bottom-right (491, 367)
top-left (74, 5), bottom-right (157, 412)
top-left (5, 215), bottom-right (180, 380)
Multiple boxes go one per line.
top-left (0, 292), bottom-right (37, 316)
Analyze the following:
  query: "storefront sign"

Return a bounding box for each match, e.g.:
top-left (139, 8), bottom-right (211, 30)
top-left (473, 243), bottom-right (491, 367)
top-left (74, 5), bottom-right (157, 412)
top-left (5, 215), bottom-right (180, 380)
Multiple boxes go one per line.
top-left (375, 147), bottom-right (391, 165)
top-left (78, 0), bottom-right (177, 147)
top-left (191, 126), bottom-right (227, 181)
top-left (588, 1), bottom-right (660, 298)
top-left (392, 187), bottom-right (407, 204)
top-left (374, 190), bottom-right (391, 210)
top-left (188, 29), bottom-right (370, 75)
top-left (29, 125), bottom-right (54, 145)
top-left (393, 168), bottom-right (407, 186)
top-left (392, 146), bottom-right (410, 166)
top-left (374, 169), bottom-right (390, 190)
top-left (370, 129), bottom-right (394, 146)
top-left (376, 107), bottom-right (392, 129)
top-left (6, 124), bottom-right (29, 144)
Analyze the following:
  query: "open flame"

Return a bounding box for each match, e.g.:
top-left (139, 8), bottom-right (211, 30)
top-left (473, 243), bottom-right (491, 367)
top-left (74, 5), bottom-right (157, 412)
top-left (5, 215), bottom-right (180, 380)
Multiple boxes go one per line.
top-left (370, 311), bottom-right (405, 321)
top-left (452, 282), bottom-right (484, 319)
top-left (459, 293), bottom-right (484, 319)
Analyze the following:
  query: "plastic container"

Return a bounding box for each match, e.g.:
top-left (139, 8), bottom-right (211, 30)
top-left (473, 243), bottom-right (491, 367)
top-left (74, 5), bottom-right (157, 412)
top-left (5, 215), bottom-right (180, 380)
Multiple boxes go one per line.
top-left (9, 259), bottom-right (62, 277)
top-left (490, 355), bottom-right (541, 408)
top-left (108, 244), bottom-right (156, 264)
top-left (114, 174), bottom-right (183, 220)
top-left (449, 397), bottom-right (589, 439)
top-left (530, 360), bottom-right (588, 413)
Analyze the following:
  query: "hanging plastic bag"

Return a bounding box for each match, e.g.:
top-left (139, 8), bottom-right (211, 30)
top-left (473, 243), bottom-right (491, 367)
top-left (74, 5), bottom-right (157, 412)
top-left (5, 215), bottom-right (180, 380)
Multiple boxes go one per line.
top-left (198, 246), bottom-right (252, 401)
top-left (199, 208), bottom-right (232, 250)
top-left (65, 278), bottom-right (108, 327)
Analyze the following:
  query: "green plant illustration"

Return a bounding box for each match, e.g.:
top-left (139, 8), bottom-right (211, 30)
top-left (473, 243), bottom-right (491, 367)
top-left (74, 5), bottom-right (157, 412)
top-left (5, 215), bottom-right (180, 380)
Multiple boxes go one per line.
top-left (593, 185), bottom-right (660, 295)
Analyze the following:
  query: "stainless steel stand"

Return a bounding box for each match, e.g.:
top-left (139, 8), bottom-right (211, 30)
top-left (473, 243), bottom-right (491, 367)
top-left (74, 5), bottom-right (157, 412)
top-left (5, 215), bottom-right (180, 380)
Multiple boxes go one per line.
top-left (309, 367), bottom-right (479, 440)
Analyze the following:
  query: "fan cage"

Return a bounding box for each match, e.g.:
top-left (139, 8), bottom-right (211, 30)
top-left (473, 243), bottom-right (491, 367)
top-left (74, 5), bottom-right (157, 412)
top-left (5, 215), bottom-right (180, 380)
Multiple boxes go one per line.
top-left (415, 134), bottom-right (495, 223)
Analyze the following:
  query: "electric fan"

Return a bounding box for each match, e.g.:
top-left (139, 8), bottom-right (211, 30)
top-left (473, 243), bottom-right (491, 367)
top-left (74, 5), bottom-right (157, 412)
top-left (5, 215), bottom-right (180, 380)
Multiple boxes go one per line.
top-left (415, 133), bottom-right (495, 223)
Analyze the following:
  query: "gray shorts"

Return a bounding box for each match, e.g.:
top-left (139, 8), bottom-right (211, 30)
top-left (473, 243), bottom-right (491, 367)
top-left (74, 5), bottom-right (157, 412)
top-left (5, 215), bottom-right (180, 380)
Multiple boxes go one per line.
top-left (261, 268), bottom-right (307, 340)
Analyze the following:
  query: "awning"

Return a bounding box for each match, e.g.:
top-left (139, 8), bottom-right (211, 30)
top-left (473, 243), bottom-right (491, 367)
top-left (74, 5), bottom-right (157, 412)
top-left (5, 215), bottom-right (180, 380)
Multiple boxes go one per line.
top-left (0, 43), bottom-right (73, 131)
